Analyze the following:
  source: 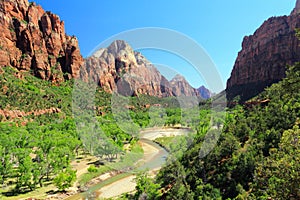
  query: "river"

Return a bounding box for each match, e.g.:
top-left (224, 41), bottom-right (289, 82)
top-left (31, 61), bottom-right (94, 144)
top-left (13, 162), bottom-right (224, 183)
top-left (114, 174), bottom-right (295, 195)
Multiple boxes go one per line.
top-left (66, 128), bottom-right (190, 200)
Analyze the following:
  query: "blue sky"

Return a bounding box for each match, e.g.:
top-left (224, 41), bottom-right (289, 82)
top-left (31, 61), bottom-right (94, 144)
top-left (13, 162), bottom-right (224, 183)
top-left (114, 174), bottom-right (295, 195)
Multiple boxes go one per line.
top-left (32, 0), bottom-right (295, 91)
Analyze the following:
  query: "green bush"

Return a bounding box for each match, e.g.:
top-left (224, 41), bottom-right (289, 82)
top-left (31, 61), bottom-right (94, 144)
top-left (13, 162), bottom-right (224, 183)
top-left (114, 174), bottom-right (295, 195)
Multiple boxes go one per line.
top-left (54, 168), bottom-right (77, 191)
top-left (87, 165), bottom-right (98, 173)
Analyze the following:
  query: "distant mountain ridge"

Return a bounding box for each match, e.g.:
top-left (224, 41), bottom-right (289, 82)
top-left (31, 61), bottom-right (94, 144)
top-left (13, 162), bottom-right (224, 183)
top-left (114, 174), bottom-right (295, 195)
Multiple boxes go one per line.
top-left (226, 0), bottom-right (300, 102)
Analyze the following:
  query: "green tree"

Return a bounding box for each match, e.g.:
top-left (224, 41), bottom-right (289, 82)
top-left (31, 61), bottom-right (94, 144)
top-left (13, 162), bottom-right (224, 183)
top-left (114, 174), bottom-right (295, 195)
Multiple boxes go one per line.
top-left (53, 168), bottom-right (76, 191)
top-left (194, 179), bottom-right (222, 200)
top-left (15, 155), bottom-right (36, 191)
top-left (252, 125), bottom-right (300, 199)
top-left (32, 127), bottom-right (77, 186)
top-left (0, 123), bottom-right (14, 185)
top-left (134, 172), bottom-right (162, 200)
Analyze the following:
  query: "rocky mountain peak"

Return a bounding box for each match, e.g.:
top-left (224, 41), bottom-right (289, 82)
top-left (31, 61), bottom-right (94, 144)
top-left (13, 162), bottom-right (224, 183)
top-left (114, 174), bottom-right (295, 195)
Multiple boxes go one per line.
top-left (108, 40), bottom-right (137, 67)
top-left (107, 40), bottom-right (133, 55)
top-left (197, 86), bottom-right (212, 99)
top-left (0, 0), bottom-right (205, 99)
top-left (170, 74), bottom-right (199, 97)
top-left (170, 74), bottom-right (186, 82)
top-left (92, 40), bottom-right (137, 68)
top-left (82, 41), bottom-right (204, 98)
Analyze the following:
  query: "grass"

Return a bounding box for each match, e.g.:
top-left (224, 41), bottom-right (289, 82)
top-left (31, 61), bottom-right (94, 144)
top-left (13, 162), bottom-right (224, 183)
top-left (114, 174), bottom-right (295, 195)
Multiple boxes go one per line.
top-left (154, 136), bottom-right (176, 152)
top-left (109, 143), bottom-right (143, 171)
top-left (65, 173), bottom-right (132, 200)
top-left (0, 183), bottom-right (56, 200)
top-left (79, 165), bottom-right (111, 186)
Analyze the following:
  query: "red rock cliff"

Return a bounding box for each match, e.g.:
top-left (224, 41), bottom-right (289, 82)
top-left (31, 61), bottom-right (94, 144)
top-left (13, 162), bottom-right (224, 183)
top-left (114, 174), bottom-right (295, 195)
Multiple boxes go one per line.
top-left (0, 0), bottom-right (83, 81)
top-left (226, 5), bottom-right (300, 102)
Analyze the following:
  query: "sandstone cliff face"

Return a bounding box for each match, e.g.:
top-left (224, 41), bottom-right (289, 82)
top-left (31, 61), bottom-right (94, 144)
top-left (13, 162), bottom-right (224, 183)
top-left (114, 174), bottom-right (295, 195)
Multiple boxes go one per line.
top-left (226, 7), bottom-right (300, 102)
top-left (0, 0), bottom-right (83, 82)
top-left (83, 40), bottom-right (202, 97)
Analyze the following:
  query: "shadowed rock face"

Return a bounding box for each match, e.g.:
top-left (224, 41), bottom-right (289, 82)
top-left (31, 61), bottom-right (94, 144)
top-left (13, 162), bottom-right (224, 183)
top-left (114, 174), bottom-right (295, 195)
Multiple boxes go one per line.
top-left (0, 0), bottom-right (83, 82)
top-left (292, 0), bottom-right (300, 15)
top-left (226, 4), bottom-right (300, 102)
top-left (197, 86), bottom-right (212, 99)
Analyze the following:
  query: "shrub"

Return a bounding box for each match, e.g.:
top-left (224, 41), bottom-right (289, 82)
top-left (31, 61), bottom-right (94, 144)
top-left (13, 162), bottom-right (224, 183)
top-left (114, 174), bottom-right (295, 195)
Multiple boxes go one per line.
top-left (87, 165), bottom-right (98, 173)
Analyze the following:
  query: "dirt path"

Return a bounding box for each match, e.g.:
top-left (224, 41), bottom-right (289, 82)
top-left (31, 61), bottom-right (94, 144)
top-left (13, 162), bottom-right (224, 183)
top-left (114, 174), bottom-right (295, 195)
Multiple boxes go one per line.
top-left (71, 156), bottom-right (97, 179)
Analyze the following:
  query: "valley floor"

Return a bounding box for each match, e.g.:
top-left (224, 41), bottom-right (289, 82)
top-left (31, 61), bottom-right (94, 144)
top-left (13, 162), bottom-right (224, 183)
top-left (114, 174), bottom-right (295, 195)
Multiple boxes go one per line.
top-left (66, 127), bottom-right (189, 200)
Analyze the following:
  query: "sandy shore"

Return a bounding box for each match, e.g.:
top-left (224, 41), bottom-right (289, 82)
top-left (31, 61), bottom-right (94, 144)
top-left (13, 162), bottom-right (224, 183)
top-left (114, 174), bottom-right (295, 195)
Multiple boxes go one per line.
top-left (140, 127), bottom-right (191, 140)
top-left (97, 176), bottom-right (136, 198)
